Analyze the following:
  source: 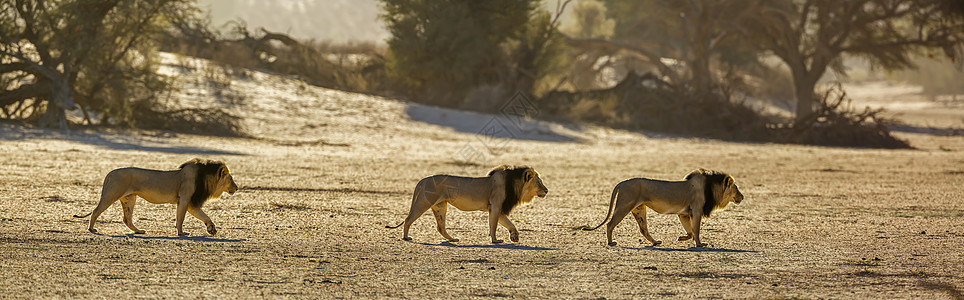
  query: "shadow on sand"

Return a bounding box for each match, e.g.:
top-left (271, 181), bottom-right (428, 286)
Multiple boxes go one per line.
top-left (0, 124), bottom-right (244, 156)
top-left (415, 240), bottom-right (556, 251)
top-left (404, 105), bottom-right (584, 143)
top-left (890, 124), bottom-right (964, 136)
top-left (99, 233), bottom-right (245, 243)
top-left (624, 245), bottom-right (759, 253)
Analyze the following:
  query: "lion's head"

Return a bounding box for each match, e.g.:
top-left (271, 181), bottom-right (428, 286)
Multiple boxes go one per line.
top-left (182, 158), bottom-right (238, 207)
top-left (522, 168), bottom-right (549, 198)
top-left (722, 175), bottom-right (743, 205)
top-left (490, 165), bottom-right (549, 214)
top-left (689, 169), bottom-right (743, 217)
top-left (216, 164), bottom-right (239, 196)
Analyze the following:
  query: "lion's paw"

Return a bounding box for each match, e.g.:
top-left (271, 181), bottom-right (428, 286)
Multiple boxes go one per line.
top-left (178, 232), bottom-right (190, 236)
top-left (677, 234), bottom-right (692, 241)
top-left (510, 233), bottom-right (519, 243)
top-left (447, 238), bottom-right (460, 242)
top-left (207, 225), bottom-right (217, 235)
top-left (608, 241), bottom-right (617, 246)
top-left (134, 230), bottom-right (145, 234)
top-left (696, 242), bottom-right (708, 247)
top-left (403, 236), bottom-right (413, 241)
top-left (651, 240), bottom-right (662, 246)
top-left (89, 228), bottom-right (98, 233)
top-left (491, 239), bottom-right (504, 244)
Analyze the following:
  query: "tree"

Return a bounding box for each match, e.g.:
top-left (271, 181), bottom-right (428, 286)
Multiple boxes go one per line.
top-left (379, 0), bottom-right (541, 105)
top-left (561, 0), bottom-right (615, 90)
top-left (590, 0), bottom-right (759, 94)
top-left (738, 0), bottom-right (964, 122)
top-left (563, 0), bottom-right (614, 40)
top-left (672, 0), bottom-right (757, 94)
top-left (0, 0), bottom-right (196, 128)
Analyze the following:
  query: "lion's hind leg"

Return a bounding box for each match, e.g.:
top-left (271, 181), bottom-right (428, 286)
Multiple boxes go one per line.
top-left (401, 194), bottom-right (435, 241)
top-left (676, 215), bottom-right (693, 241)
top-left (87, 190), bottom-right (125, 233)
top-left (605, 196), bottom-right (636, 246)
top-left (431, 202), bottom-right (459, 242)
top-left (120, 195), bottom-right (145, 234)
top-left (632, 206), bottom-right (661, 246)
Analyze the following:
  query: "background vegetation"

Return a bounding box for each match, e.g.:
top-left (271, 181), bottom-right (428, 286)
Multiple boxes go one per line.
top-left (2, 0), bottom-right (962, 147)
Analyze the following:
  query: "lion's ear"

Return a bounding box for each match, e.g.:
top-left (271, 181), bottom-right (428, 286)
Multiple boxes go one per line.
top-left (726, 176), bottom-right (734, 186)
top-left (218, 166), bottom-right (229, 179)
top-left (524, 170), bottom-right (534, 182)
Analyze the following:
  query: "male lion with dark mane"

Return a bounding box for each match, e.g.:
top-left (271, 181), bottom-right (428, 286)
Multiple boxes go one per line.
top-left (387, 165), bottom-right (549, 244)
top-left (584, 169), bottom-right (743, 247)
top-left (74, 158), bottom-right (238, 236)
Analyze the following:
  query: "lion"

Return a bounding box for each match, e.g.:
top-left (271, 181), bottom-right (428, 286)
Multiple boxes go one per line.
top-left (583, 169), bottom-right (743, 247)
top-left (74, 158), bottom-right (238, 236)
top-left (386, 165), bottom-right (549, 244)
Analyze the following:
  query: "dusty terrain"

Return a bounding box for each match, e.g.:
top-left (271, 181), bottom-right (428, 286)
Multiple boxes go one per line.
top-left (1, 55), bottom-right (963, 298)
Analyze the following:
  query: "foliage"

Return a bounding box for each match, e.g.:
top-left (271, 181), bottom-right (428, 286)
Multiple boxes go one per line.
top-left (561, 0), bottom-right (615, 90)
top-left (509, 3), bottom-right (572, 98)
top-left (891, 53), bottom-right (964, 98)
top-left (736, 0), bottom-right (964, 121)
top-left (562, 0), bottom-right (614, 40)
top-left (379, 0), bottom-right (563, 106)
top-left (590, 0), bottom-right (761, 95)
top-left (0, 0), bottom-right (198, 128)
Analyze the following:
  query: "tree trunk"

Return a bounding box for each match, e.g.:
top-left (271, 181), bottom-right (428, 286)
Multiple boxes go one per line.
top-left (39, 104), bottom-right (67, 129)
top-left (691, 54), bottom-right (712, 94)
top-left (792, 72), bottom-right (817, 124)
top-left (38, 76), bottom-right (75, 130)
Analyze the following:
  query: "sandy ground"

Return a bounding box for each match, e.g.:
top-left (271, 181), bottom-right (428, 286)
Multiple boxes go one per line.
top-left (1, 55), bottom-right (963, 299)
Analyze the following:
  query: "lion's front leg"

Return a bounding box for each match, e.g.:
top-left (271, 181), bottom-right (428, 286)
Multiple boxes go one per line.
top-left (176, 189), bottom-right (192, 236)
top-left (488, 207), bottom-right (503, 244)
top-left (488, 180), bottom-right (506, 244)
top-left (188, 206), bottom-right (216, 235)
top-left (498, 214), bottom-right (519, 243)
top-left (690, 212), bottom-right (707, 247)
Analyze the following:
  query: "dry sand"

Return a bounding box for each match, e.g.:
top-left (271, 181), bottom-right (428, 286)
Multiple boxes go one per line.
top-left (1, 54), bottom-right (962, 298)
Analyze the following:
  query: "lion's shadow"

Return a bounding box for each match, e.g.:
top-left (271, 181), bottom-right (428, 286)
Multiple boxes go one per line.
top-left (415, 241), bottom-right (556, 251)
top-left (100, 233), bottom-right (245, 243)
top-left (625, 245), bottom-right (758, 253)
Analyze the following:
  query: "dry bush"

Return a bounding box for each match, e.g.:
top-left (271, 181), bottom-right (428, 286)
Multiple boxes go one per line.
top-left (131, 100), bottom-right (246, 137)
top-left (773, 83), bottom-right (910, 148)
top-left (541, 72), bottom-right (771, 140)
top-left (540, 73), bottom-right (909, 148)
top-left (151, 20), bottom-right (387, 135)
top-left (160, 20), bottom-right (383, 95)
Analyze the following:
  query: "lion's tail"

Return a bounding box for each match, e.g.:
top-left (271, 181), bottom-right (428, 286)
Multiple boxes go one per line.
top-left (385, 221), bottom-right (404, 229)
top-left (386, 180), bottom-right (423, 229)
top-left (583, 184), bottom-right (619, 231)
top-left (73, 212), bottom-right (92, 218)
